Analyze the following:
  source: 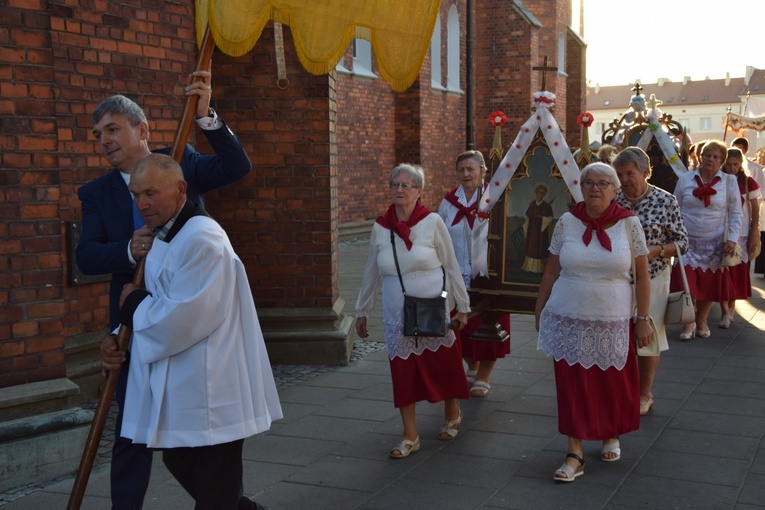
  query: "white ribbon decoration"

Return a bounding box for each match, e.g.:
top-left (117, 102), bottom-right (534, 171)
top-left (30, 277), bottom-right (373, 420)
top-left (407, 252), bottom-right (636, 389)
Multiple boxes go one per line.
top-left (471, 92), bottom-right (583, 278)
top-left (636, 106), bottom-right (687, 178)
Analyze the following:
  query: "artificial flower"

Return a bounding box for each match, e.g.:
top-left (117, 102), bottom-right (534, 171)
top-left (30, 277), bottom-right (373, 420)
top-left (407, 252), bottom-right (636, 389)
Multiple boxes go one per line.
top-left (489, 111), bottom-right (507, 127)
top-left (576, 112), bottom-right (593, 128)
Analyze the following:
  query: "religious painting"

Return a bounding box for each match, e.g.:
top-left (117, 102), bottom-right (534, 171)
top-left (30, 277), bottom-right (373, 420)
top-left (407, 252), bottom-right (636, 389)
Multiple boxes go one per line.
top-left (501, 133), bottom-right (575, 286)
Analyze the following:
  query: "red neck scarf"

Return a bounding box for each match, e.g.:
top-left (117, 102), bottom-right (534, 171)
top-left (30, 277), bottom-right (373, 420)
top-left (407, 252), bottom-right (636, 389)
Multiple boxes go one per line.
top-left (443, 184), bottom-right (484, 228)
top-left (569, 200), bottom-right (634, 252)
top-left (692, 175), bottom-right (721, 207)
top-left (375, 202), bottom-right (432, 250)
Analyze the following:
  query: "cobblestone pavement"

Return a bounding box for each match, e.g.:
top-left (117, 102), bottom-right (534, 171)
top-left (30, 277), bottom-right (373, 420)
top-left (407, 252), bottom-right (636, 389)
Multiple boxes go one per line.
top-left (0, 339), bottom-right (385, 506)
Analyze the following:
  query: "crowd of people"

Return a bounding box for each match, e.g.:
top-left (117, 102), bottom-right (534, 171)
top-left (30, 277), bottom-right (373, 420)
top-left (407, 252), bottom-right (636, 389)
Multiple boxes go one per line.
top-left (78, 69), bottom-right (762, 500)
top-left (355, 138), bottom-right (761, 485)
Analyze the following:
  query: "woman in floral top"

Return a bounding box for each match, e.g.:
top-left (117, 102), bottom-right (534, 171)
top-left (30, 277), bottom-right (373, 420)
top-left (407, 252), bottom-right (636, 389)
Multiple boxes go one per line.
top-left (614, 148), bottom-right (689, 416)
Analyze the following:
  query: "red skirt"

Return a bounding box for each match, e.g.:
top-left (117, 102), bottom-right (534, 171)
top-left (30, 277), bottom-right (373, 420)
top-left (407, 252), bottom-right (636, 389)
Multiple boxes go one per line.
top-left (553, 327), bottom-right (640, 440)
top-left (670, 263), bottom-right (736, 302)
top-left (728, 262), bottom-right (752, 300)
top-left (389, 341), bottom-right (470, 408)
top-left (459, 314), bottom-right (511, 362)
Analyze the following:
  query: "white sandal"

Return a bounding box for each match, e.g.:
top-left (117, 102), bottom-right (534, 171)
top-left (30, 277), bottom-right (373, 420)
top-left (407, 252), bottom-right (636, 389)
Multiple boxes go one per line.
top-left (466, 369), bottom-right (477, 384)
top-left (470, 380), bottom-right (491, 398)
top-left (438, 409), bottom-right (463, 440)
top-left (600, 440), bottom-right (621, 462)
top-left (389, 436), bottom-right (420, 459)
top-left (554, 453), bottom-right (585, 482)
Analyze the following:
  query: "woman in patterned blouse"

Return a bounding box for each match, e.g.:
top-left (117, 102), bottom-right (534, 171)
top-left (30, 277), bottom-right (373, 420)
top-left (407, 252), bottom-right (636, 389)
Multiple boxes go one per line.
top-left (614, 147), bottom-right (689, 416)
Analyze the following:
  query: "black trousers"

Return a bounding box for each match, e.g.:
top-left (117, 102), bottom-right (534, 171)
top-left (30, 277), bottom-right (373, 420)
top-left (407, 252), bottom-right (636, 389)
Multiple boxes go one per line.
top-left (112, 351), bottom-right (153, 510)
top-left (163, 439), bottom-right (257, 510)
top-left (754, 231), bottom-right (765, 274)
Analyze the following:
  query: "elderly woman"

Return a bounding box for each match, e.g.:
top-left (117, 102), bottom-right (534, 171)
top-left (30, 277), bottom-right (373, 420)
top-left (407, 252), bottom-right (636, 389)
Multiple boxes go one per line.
top-left (535, 163), bottom-right (651, 482)
top-left (613, 147), bottom-right (688, 416)
top-left (438, 150), bottom-right (511, 398)
top-left (718, 148), bottom-right (761, 328)
top-left (356, 163), bottom-right (471, 459)
top-left (671, 140), bottom-right (743, 339)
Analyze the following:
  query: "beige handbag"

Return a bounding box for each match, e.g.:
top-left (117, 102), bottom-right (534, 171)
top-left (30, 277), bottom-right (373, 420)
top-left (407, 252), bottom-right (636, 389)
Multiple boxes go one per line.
top-left (664, 242), bottom-right (696, 325)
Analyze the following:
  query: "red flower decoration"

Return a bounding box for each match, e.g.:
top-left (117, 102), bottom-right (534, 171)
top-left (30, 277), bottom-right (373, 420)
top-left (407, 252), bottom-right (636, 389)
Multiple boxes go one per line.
top-left (477, 212), bottom-right (490, 219)
top-left (489, 110), bottom-right (507, 127)
top-left (577, 112), bottom-right (594, 128)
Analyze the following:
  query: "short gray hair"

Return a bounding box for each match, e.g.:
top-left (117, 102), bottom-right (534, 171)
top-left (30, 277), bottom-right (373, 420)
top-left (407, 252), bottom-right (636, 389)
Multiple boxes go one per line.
top-left (92, 94), bottom-right (147, 126)
top-left (390, 163), bottom-right (425, 189)
top-left (612, 146), bottom-right (652, 178)
top-left (580, 162), bottom-right (620, 190)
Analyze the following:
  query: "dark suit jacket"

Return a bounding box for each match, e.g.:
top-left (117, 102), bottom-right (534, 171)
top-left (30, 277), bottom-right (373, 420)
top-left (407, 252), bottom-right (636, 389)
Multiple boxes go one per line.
top-left (76, 120), bottom-right (251, 329)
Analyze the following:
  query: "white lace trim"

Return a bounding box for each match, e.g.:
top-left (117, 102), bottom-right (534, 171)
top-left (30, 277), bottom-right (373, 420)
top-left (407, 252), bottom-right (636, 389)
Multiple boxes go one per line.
top-left (682, 235), bottom-right (740, 270)
top-left (537, 311), bottom-right (630, 370)
top-left (383, 306), bottom-right (456, 360)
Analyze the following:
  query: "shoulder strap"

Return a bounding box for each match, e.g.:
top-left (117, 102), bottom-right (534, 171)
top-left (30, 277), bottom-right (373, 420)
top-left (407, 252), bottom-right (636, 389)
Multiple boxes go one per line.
top-left (625, 219), bottom-right (636, 310)
top-left (389, 228), bottom-right (445, 295)
top-left (673, 241), bottom-right (690, 294)
top-left (390, 229), bottom-right (407, 295)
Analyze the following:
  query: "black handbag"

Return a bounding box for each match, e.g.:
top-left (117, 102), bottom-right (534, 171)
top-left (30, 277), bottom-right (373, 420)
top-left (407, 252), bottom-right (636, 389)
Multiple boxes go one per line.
top-left (390, 229), bottom-right (447, 340)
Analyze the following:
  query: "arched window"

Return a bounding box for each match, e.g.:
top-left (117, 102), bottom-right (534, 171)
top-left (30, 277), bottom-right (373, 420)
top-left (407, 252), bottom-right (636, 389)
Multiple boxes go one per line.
top-left (430, 14), bottom-right (445, 90)
top-left (557, 32), bottom-right (566, 76)
top-left (447, 4), bottom-right (462, 93)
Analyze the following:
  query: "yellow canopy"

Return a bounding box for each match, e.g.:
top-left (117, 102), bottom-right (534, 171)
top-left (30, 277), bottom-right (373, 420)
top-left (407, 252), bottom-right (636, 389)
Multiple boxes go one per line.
top-left (196, 0), bottom-right (441, 92)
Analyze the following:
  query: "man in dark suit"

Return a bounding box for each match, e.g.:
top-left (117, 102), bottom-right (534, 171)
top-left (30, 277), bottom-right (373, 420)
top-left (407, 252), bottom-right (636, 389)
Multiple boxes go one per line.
top-left (76, 70), bottom-right (252, 510)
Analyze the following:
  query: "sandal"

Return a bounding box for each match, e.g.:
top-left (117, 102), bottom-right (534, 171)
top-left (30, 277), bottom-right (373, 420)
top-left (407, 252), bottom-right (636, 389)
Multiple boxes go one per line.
top-left (554, 453), bottom-right (585, 482)
top-left (389, 436), bottom-right (420, 459)
top-left (600, 440), bottom-right (621, 462)
top-left (679, 323), bottom-right (696, 341)
top-left (466, 369), bottom-right (477, 384)
top-left (718, 315), bottom-right (732, 329)
top-left (437, 409), bottom-right (463, 440)
top-left (639, 395), bottom-right (654, 415)
top-left (470, 380), bottom-right (491, 398)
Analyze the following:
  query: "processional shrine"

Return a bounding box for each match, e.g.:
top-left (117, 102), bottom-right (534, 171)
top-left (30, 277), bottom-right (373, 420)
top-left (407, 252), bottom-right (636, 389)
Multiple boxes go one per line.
top-left (465, 62), bottom-right (584, 341)
top-left (600, 82), bottom-right (689, 193)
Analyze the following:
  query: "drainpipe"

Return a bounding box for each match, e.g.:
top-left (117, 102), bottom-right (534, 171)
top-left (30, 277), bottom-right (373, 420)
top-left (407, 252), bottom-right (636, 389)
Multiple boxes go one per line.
top-left (466, 0), bottom-right (475, 150)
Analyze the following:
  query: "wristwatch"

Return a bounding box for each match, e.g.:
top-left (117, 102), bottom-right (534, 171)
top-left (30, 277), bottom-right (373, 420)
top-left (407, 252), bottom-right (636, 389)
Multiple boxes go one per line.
top-left (658, 246), bottom-right (665, 258)
top-left (634, 315), bottom-right (651, 321)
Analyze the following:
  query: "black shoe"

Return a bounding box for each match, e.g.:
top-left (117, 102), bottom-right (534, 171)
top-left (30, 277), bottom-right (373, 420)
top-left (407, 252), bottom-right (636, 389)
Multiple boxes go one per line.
top-left (238, 496), bottom-right (270, 510)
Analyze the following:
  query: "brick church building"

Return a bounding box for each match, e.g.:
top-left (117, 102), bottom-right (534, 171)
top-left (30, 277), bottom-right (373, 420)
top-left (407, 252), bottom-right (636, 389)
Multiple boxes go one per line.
top-left (0, 0), bottom-right (585, 489)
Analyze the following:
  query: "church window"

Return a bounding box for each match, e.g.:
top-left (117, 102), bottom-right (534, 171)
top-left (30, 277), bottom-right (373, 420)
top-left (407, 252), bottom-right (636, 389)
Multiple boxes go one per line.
top-left (446, 4), bottom-right (462, 93)
top-left (430, 14), bottom-right (446, 90)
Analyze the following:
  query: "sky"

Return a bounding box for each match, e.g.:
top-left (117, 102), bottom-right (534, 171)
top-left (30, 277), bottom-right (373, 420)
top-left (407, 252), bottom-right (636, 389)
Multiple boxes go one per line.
top-left (576, 0), bottom-right (765, 87)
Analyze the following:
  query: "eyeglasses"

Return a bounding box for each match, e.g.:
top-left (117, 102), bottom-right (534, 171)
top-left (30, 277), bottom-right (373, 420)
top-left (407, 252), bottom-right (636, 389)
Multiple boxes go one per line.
top-left (582, 180), bottom-right (612, 190)
top-left (390, 182), bottom-right (418, 190)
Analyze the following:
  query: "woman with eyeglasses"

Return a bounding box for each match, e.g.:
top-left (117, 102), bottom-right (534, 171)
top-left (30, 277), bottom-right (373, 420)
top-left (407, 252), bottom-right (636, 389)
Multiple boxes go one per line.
top-left (535, 163), bottom-right (651, 482)
top-left (438, 150), bottom-right (511, 398)
top-left (355, 163), bottom-right (471, 459)
top-left (670, 140), bottom-right (743, 340)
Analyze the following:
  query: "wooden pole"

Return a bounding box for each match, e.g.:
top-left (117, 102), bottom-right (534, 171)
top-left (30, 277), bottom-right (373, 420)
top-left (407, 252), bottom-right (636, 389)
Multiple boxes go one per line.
top-left (66, 26), bottom-right (216, 510)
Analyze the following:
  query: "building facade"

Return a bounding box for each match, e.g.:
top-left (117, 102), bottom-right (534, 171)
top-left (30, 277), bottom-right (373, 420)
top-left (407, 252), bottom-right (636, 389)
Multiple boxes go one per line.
top-left (586, 67), bottom-right (765, 151)
top-left (0, 0), bottom-right (585, 489)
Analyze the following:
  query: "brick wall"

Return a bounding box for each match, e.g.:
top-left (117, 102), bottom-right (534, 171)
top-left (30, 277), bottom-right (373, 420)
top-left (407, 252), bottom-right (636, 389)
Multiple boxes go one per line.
top-left (473, 2), bottom-right (539, 158)
top-left (203, 24), bottom-right (338, 309)
top-left (565, 28), bottom-right (587, 149)
top-left (335, 0), bottom-right (467, 221)
top-left (0, 0), bottom-right (583, 388)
